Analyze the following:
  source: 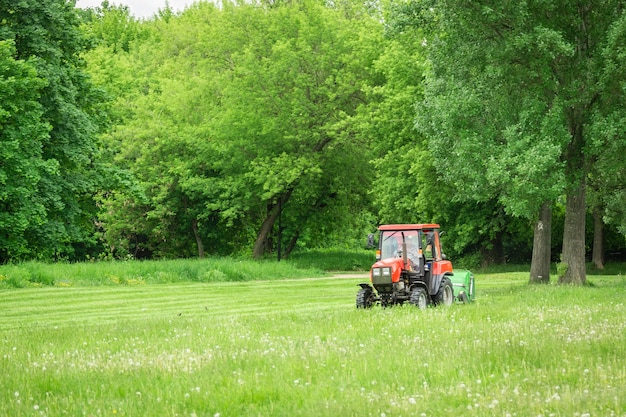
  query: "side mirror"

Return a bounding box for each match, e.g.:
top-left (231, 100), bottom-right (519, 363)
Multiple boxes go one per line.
top-left (366, 233), bottom-right (376, 249)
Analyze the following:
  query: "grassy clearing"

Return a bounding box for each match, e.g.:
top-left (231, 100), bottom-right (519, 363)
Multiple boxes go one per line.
top-left (1, 268), bottom-right (626, 416)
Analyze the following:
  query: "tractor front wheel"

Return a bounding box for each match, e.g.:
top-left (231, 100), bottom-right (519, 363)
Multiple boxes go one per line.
top-left (356, 287), bottom-right (375, 309)
top-left (409, 287), bottom-right (428, 309)
top-left (434, 277), bottom-right (454, 307)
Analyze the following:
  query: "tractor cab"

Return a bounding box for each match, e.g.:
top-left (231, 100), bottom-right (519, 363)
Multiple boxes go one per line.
top-left (376, 225), bottom-right (443, 277)
top-left (357, 223), bottom-right (475, 308)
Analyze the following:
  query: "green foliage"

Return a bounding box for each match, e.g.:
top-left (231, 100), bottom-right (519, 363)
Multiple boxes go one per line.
top-left (79, 1), bottom-right (144, 53)
top-left (2, 0), bottom-right (624, 266)
top-left (0, 0), bottom-right (109, 262)
top-left (556, 260), bottom-right (569, 279)
top-left (288, 248), bottom-right (375, 271)
top-left (84, 0), bottom-right (383, 259)
top-left (0, 40), bottom-right (49, 260)
top-left (411, 0), bottom-right (574, 218)
top-left (0, 258), bottom-right (325, 288)
top-left (397, 0), bottom-right (626, 279)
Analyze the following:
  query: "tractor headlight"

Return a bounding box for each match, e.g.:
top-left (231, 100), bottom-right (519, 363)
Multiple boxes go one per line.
top-left (372, 268), bottom-right (381, 277)
top-left (382, 267), bottom-right (392, 276)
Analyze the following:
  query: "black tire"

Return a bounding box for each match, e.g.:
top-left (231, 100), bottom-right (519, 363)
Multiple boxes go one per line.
top-left (409, 287), bottom-right (428, 309)
top-left (434, 277), bottom-right (454, 307)
top-left (356, 287), bottom-right (374, 309)
top-left (459, 291), bottom-right (469, 304)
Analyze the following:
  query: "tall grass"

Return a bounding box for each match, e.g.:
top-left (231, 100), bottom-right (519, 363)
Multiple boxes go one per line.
top-left (1, 271), bottom-right (625, 416)
top-left (0, 258), bottom-right (326, 288)
top-left (288, 248), bottom-right (374, 271)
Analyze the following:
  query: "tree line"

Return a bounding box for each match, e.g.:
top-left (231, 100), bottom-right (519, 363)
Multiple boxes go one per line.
top-left (1, 0), bottom-right (625, 284)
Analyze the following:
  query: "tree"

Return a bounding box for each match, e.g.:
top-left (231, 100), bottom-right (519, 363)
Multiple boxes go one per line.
top-left (409, 1), bottom-right (626, 284)
top-left (209, 0), bottom-right (382, 258)
top-left (0, 0), bottom-right (107, 261)
top-left (364, 0), bottom-right (536, 267)
top-left (86, 0), bottom-right (383, 259)
top-left (0, 41), bottom-right (49, 261)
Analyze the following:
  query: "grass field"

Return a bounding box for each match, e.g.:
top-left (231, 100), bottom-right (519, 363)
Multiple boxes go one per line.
top-left (1, 265), bottom-right (626, 416)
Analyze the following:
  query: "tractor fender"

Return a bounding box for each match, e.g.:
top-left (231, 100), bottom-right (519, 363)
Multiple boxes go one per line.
top-left (358, 283), bottom-right (374, 291)
top-left (429, 272), bottom-right (452, 296)
top-left (409, 282), bottom-right (429, 293)
top-left (429, 260), bottom-right (454, 295)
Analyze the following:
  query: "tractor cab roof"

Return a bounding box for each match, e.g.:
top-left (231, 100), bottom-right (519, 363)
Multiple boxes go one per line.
top-left (378, 224), bottom-right (440, 231)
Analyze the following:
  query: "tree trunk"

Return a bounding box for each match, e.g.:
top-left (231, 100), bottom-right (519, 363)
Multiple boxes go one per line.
top-left (530, 202), bottom-right (552, 284)
top-left (192, 218), bottom-right (205, 259)
top-left (592, 208), bottom-right (604, 270)
top-left (252, 203), bottom-right (281, 259)
top-left (559, 181), bottom-right (586, 284)
top-left (252, 189), bottom-right (294, 259)
top-left (282, 231), bottom-right (300, 259)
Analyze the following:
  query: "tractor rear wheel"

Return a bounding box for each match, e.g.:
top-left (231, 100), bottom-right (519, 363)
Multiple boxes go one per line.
top-left (434, 277), bottom-right (454, 306)
top-left (409, 287), bottom-right (428, 309)
top-left (356, 287), bottom-right (375, 309)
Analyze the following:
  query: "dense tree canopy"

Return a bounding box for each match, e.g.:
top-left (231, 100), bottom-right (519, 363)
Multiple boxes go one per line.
top-left (0, 0), bottom-right (624, 266)
top-left (0, 0), bottom-right (107, 262)
top-left (407, 0), bottom-right (626, 282)
top-left (84, 0), bottom-right (383, 259)
top-left (0, 40), bottom-right (48, 260)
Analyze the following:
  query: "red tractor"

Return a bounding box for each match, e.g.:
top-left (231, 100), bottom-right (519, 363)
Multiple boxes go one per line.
top-left (357, 224), bottom-right (475, 308)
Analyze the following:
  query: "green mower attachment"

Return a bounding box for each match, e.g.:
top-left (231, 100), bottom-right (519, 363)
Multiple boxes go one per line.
top-left (448, 269), bottom-right (475, 303)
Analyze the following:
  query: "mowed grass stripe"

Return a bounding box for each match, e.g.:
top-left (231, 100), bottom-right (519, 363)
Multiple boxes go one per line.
top-left (0, 278), bottom-right (364, 331)
top-left (0, 272), bottom-right (523, 331)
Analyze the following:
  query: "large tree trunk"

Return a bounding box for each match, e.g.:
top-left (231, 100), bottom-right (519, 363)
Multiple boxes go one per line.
top-left (592, 208), bottom-right (604, 270)
top-left (530, 202), bottom-right (552, 284)
top-left (559, 181), bottom-right (586, 284)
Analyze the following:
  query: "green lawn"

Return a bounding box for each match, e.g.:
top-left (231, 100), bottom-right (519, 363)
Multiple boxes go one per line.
top-left (1, 270), bottom-right (625, 416)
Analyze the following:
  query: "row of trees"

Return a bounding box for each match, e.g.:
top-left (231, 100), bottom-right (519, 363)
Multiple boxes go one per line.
top-left (84, 0), bottom-right (382, 259)
top-left (1, 0), bottom-right (625, 285)
top-left (410, 0), bottom-right (626, 283)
